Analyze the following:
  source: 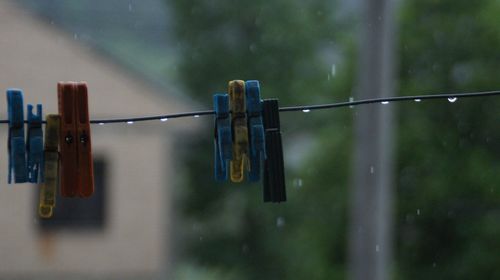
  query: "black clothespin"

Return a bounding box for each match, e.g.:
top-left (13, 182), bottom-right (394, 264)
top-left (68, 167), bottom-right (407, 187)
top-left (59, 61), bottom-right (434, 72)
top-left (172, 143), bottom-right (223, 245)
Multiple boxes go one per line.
top-left (262, 99), bottom-right (286, 202)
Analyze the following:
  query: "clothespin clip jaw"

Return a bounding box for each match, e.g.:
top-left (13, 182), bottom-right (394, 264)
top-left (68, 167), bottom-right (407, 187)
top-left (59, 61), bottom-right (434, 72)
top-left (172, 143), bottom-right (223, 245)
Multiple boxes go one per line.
top-left (229, 80), bottom-right (250, 183)
top-left (262, 99), bottom-right (286, 203)
top-left (7, 89), bottom-right (28, 183)
top-left (27, 104), bottom-right (44, 183)
top-left (39, 114), bottom-right (60, 218)
top-left (58, 82), bottom-right (94, 198)
top-left (75, 83), bottom-right (94, 197)
top-left (245, 80), bottom-right (266, 182)
top-left (214, 93), bottom-right (232, 181)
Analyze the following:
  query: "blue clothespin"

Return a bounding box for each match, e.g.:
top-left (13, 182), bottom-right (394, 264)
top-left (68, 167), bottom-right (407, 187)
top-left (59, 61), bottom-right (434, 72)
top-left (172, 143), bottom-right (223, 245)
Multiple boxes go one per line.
top-left (213, 93), bottom-right (232, 181)
top-left (27, 104), bottom-right (43, 183)
top-left (7, 89), bottom-right (28, 183)
top-left (245, 80), bottom-right (266, 181)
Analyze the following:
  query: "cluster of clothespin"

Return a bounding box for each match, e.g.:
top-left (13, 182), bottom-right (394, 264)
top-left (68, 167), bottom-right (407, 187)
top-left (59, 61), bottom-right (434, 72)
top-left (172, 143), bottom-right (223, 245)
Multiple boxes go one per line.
top-left (6, 82), bottom-right (94, 218)
top-left (213, 80), bottom-right (286, 202)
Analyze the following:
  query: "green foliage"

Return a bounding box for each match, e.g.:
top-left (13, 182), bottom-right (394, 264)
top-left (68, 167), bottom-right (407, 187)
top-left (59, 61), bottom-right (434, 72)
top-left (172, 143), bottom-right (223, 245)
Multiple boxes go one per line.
top-left (172, 0), bottom-right (500, 279)
top-left (397, 0), bottom-right (500, 278)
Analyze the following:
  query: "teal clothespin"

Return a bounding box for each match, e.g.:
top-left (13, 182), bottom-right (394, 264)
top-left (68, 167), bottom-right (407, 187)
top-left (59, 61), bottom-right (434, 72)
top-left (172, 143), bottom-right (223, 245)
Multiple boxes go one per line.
top-left (214, 93), bottom-right (232, 181)
top-left (7, 89), bottom-right (28, 183)
top-left (245, 80), bottom-right (265, 182)
top-left (27, 104), bottom-right (43, 183)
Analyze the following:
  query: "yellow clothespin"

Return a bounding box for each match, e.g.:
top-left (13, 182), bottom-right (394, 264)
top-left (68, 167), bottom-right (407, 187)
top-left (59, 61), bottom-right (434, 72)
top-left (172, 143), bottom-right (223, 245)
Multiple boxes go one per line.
top-left (39, 114), bottom-right (60, 218)
top-left (229, 80), bottom-right (250, 182)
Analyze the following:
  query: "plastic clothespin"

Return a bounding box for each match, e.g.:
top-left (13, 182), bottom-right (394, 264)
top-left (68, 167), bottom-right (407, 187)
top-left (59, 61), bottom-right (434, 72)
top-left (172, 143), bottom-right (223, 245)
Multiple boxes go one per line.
top-left (7, 89), bottom-right (28, 183)
top-left (39, 114), bottom-right (60, 218)
top-left (228, 80), bottom-right (250, 183)
top-left (245, 80), bottom-right (266, 182)
top-left (27, 104), bottom-right (43, 183)
top-left (58, 82), bottom-right (94, 197)
top-left (262, 99), bottom-right (286, 203)
top-left (214, 93), bottom-right (232, 181)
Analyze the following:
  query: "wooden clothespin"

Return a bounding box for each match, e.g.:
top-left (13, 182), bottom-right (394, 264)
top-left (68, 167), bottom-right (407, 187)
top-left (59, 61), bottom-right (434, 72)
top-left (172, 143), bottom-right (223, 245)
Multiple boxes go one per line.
top-left (262, 99), bottom-right (286, 202)
top-left (7, 89), bottom-right (28, 183)
top-left (58, 82), bottom-right (94, 197)
top-left (214, 93), bottom-right (232, 181)
top-left (228, 80), bottom-right (250, 182)
top-left (245, 80), bottom-right (266, 182)
top-left (27, 104), bottom-right (44, 183)
top-left (39, 114), bottom-right (60, 218)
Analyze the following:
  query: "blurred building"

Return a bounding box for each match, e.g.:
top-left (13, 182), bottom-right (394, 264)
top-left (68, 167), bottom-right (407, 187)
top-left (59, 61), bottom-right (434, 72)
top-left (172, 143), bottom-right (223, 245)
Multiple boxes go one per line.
top-left (0, 1), bottom-right (196, 278)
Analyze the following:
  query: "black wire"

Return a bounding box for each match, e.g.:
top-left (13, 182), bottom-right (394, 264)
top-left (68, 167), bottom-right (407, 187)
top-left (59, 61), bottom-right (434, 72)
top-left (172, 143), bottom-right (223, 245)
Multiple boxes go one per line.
top-left (1, 90), bottom-right (499, 124)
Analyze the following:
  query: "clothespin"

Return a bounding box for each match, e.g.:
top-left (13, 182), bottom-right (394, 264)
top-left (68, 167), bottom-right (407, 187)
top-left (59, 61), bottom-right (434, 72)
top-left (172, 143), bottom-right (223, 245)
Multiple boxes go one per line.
top-left (39, 114), bottom-right (60, 218)
top-left (27, 104), bottom-right (43, 183)
top-left (245, 80), bottom-right (266, 181)
top-left (214, 93), bottom-right (232, 181)
top-left (7, 89), bottom-right (28, 183)
top-left (228, 80), bottom-right (250, 182)
top-left (262, 99), bottom-right (286, 202)
top-left (58, 82), bottom-right (94, 197)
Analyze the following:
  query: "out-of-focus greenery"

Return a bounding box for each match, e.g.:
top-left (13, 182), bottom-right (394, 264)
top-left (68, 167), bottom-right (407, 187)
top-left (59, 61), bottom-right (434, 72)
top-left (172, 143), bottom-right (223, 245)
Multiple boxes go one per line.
top-left (172, 0), bottom-right (500, 279)
top-left (169, 1), bottom-right (354, 279)
top-left (396, 0), bottom-right (500, 279)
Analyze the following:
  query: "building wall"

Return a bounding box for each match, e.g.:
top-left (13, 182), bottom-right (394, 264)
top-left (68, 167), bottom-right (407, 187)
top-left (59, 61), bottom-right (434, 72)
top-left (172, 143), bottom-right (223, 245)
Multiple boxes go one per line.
top-left (0, 1), bottom-right (195, 277)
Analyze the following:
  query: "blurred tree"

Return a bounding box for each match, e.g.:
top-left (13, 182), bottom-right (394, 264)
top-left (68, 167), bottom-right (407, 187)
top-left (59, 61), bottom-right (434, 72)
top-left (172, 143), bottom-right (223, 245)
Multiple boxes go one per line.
top-left (170, 0), bottom-right (500, 279)
top-left (396, 0), bottom-right (500, 279)
top-left (168, 0), bottom-right (355, 279)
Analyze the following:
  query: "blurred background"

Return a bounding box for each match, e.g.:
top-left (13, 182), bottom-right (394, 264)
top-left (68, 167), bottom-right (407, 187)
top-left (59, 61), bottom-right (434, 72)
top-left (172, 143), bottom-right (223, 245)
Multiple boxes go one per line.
top-left (0, 0), bottom-right (499, 279)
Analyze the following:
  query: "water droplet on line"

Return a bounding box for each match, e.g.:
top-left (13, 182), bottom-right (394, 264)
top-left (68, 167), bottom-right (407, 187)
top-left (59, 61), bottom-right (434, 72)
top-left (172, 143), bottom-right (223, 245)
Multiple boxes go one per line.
top-left (381, 101), bottom-right (389, 105)
top-left (302, 109), bottom-right (310, 113)
top-left (194, 115), bottom-right (200, 118)
top-left (349, 97), bottom-right (354, 108)
top-left (414, 99), bottom-right (421, 102)
top-left (448, 97), bottom-right (457, 103)
top-left (127, 121), bottom-right (134, 124)
top-left (98, 123), bottom-right (104, 126)
top-left (160, 118), bottom-right (168, 122)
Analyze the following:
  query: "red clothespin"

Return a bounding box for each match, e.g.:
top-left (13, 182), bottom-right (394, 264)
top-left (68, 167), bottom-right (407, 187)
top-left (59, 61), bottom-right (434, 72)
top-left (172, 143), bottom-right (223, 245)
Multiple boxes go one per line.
top-left (58, 82), bottom-right (94, 197)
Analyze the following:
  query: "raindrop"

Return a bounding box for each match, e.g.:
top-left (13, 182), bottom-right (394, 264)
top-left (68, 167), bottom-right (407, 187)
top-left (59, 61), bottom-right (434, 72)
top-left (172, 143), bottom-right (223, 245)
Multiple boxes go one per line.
top-left (381, 101), bottom-right (389, 105)
top-left (128, 3), bottom-right (132, 11)
top-left (73, 34), bottom-right (78, 40)
top-left (276, 217), bottom-right (286, 228)
top-left (432, 262), bottom-right (437, 268)
top-left (160, 118), bottom-right (168, 122)
top-left (414, 99), bottom-right (421, 102)
top-left (331, 64), bottom-right (336, 77)
top-left (448, 97), bottom-right (457, 103)
top-left (249, 43), bottom-right (257, 53)
top-left (302, 109), bottom-right (310, 113)
top-left (127, 121), bottom-right (134, 124)
top-left (375, 244), bottom-right (380, 252)
top-left (293, 178), bottom-right (303, 188)
top-left (416, 209), bottom-right (421, 215)
top-left (370, 166), bottom-right (375, 174)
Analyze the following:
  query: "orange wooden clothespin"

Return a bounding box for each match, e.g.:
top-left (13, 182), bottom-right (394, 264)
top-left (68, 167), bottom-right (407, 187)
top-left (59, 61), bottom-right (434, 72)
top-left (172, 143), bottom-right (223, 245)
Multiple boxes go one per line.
top-left (58, 82), bottom-right (94, 197)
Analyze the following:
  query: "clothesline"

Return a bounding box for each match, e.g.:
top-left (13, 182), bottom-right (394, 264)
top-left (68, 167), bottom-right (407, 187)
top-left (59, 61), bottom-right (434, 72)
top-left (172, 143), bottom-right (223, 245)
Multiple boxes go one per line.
top-left (1, 90), bottom-right (498, 125)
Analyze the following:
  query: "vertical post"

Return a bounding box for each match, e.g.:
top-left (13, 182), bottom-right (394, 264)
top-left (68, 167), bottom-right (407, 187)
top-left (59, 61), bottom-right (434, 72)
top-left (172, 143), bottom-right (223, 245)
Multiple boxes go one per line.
top-left (348, 0), bottom-right (397, 280)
